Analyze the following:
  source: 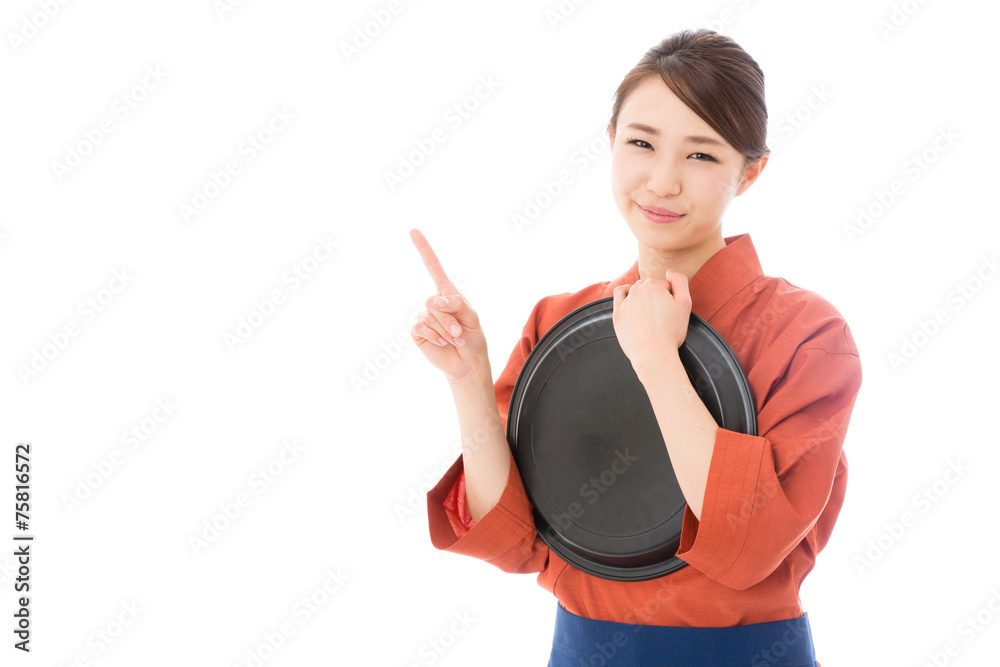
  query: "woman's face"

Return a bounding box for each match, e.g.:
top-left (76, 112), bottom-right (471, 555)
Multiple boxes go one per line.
top-left (609, 75), bottom-right (765, 260)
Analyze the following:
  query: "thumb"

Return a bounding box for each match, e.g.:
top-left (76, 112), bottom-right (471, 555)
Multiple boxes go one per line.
top-left (437, 294), bottom-right (469, 310)
top-left (665, 269), bottom-right (690, 301)
top-left (613, 284), bottom-right (627, 310)
top-left (439, 294), bottom-right (479, 326)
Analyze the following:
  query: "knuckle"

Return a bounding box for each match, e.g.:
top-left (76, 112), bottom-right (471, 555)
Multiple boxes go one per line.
top-left (417, 321), bottom-right (440, 341)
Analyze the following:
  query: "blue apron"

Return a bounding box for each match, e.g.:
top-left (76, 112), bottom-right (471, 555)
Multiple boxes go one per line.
top-left (548, 601), bottom-right (818, 667)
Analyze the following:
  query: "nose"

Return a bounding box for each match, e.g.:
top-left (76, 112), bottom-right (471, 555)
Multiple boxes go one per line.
top-left (646, 159), bottom-right (681, 198)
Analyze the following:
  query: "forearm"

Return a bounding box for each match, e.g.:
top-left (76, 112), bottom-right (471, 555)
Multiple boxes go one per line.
top-left (447, 367), bottom-right (512, 523)
top-left (634, 351), bottom-right (718, 520)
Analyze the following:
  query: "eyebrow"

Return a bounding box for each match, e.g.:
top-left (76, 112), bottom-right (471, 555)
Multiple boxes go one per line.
top-left (624, 122), bottom-right (726, 147)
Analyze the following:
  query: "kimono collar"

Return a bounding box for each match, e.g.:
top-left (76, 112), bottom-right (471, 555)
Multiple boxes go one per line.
top-left (602, 233), bottom-right (764, 322)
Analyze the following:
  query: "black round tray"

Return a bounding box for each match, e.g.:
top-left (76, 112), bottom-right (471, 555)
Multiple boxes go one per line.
top-left (506, 296), bottom-right (756, 581)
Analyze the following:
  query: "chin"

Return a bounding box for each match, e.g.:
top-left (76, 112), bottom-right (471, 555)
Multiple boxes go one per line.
top-left (636, 229), bottom-right (686, 251)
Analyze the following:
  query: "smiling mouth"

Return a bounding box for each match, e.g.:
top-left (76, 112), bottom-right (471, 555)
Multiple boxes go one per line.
top-left (639, 204), bottom-right (682, 216)
top-left (637, 204), bottom-right (683, 223)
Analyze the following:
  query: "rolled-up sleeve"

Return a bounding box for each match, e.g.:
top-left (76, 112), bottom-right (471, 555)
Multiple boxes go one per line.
top-left (675, 325), bottom-right (863, 590)
top-left (425, 296), bottom-right (553, 574)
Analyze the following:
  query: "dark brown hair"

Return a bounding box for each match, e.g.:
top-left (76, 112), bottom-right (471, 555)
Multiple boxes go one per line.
top-left (608, 29), bottom-right (770, 172)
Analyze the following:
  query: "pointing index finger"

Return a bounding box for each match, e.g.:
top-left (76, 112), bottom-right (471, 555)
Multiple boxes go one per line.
top-left (409, 228), bottom-right (459, 297)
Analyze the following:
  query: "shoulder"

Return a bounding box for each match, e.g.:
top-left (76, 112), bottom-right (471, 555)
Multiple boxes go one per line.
top-left (748, 274), bottom-right (860, 358)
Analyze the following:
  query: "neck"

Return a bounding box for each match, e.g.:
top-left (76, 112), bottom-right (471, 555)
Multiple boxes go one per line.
top-left (637, 232), bottom-right (726, 282)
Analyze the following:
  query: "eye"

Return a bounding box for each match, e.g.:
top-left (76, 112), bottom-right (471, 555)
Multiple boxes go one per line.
top-left (624, 137), bottom-right (718, 163)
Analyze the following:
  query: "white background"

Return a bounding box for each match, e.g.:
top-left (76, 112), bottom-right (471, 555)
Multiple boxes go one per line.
top-left (2, 0), bottom-right (998, 665)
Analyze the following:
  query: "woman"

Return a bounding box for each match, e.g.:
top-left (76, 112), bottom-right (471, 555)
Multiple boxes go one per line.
top-left (410, 29), bottom-right (861, 667)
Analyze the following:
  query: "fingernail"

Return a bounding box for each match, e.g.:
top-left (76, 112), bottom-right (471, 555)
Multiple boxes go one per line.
top-left (435, 296), bottom-right (449, 309)
top-left (449, 324), bottom-right (461, 336)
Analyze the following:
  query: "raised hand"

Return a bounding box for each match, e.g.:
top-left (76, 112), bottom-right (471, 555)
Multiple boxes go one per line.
top-left (409, 228), bottom-right (490, 384)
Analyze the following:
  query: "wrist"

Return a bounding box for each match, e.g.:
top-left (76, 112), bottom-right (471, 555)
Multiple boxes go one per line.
top-left (633, 348), bottom-right (683, 384)
top-left (447, 362), bottom-right (493, 391)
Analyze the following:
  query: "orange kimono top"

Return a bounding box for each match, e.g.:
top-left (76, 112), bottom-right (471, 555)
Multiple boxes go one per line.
top-left (426, 232), bottom-right (863, 628)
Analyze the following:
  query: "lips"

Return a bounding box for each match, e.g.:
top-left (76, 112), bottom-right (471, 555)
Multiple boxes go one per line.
top-left (637, 203), bottom-right (683, 224)
top-left (639, 204), bottom-right (682, 216)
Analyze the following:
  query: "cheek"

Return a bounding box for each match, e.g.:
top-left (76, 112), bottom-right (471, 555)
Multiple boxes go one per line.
top-left (609, 154), bottom-right (623, 186)
top-left (611, 151), bottom-right (638, 185)
top-left (609, 160), bottom-right (627, 200)
top-left (695, 175), bottom-right (736, 207)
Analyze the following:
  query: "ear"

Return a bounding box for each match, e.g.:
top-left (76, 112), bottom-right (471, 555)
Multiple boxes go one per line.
top-left (608, 123), bottom-right (615, 151)
top-left (735, 154), bottom-right (768, 196)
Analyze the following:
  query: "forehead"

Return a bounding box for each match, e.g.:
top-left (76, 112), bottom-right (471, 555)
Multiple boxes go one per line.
top-left (620, 76), bottom-right (726, 143)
